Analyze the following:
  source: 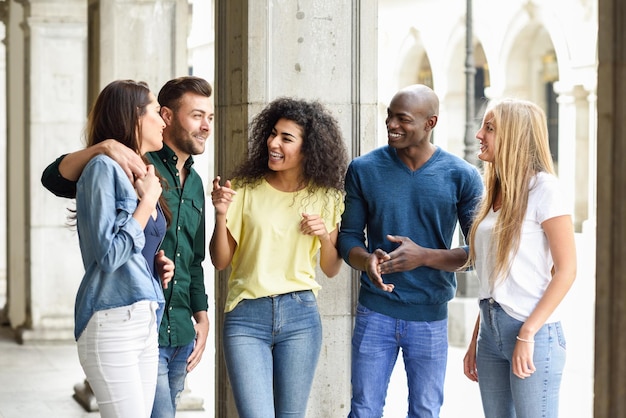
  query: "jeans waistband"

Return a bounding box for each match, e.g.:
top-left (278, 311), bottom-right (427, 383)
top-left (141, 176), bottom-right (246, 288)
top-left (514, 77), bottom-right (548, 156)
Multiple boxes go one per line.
top-left (480, 297), bottom-right (500, 307)
top-left (268, 290), bottom-right (312, 298)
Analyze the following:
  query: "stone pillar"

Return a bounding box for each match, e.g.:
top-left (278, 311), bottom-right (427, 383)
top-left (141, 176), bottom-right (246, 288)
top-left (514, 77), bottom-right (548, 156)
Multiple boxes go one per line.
top-left (583, 84), bottom-right (597, 235)
top-left (552, 81), bottom-right (594, 232)
top-left (7, 0), bottom-right (88, 343)
top-left (0, 8), bottom-right (6, 322)
top-left (595, 0), bottom-right (626, 416)
top-left (214, 1), bottom-right (378, 416)
top-left (553, 83), bottom-right (576, 221)
top-left (4, 0), bottom-right (25, 330)
top-left (86, 0), bottom-right (187, 96)
top-left (572, 85), bottom-right (591, 232)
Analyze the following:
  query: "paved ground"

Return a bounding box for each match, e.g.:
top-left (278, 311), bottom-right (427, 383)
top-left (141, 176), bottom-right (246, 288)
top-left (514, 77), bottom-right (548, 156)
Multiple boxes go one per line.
top-left (0, 316), bottom-right (592, 418)
top-left (0, 238), bottom-right (594, 417)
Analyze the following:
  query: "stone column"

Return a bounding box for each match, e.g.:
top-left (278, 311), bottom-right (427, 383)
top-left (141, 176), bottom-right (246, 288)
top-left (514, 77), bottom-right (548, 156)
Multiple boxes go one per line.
top-left (554, 83), bottom-right (593, 233)
top-left (595, 0), bottom-right (626, 416)
top-left (4, 0), bottom-right (26, 331)
top-left (572, 85), bottom-right (591, 232)
top-left (214, 1), bottom-right (378, 416)
top-left (86, 0), bottom-right (187, 95)
top-left (583, 84), bottom-right (597, 235)
top-left (553, 83), bottom-right (576, 223)
top-left (8, 0), bottom-right (88, 343)
top-left (0, 6), bottom-right (6, 323)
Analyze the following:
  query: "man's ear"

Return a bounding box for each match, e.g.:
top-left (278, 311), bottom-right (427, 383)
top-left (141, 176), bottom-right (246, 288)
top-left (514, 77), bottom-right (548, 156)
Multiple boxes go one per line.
top-left (161, 106), bottom-right (174, 125)
top-left (426, 115), bottom-right (438, 130)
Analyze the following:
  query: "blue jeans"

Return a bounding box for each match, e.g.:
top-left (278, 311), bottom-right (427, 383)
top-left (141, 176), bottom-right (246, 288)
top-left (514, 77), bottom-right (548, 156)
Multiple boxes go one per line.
top-left (349, 303), bottom-right (448, 418)
top-left (223, 290), bottom-right (322, 418)
top-left (150, 340), bottom-right (195, 418)
top-left (477, 298), bottom-right (566, 418)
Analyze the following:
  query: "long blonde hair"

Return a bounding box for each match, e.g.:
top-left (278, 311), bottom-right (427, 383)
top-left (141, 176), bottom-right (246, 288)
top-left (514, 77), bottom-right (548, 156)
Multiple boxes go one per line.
top-left (467, 99), bottom-right (555, 286)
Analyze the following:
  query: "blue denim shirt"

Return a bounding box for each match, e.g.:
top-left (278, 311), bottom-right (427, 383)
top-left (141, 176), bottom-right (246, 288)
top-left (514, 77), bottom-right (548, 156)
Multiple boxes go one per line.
top-left (74, 155), bottom-right (165, 340)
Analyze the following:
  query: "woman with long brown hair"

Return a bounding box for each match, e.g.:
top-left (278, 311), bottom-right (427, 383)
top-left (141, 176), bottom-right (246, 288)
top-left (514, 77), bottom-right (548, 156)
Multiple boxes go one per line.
top-left (74, 79), bottom-right (173, 418)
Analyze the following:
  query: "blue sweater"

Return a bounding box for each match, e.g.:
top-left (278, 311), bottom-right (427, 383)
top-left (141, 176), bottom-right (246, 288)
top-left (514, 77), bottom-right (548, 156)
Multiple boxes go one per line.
top-left (338, 146), bottom-right (483, 321)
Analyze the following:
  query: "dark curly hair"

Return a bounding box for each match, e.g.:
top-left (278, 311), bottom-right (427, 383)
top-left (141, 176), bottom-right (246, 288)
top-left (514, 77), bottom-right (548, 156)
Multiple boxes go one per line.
top-left (231, 97), bottom-right (348, 195)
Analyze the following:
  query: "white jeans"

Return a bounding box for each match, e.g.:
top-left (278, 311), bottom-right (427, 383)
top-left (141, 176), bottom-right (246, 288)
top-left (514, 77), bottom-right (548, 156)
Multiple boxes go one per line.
top-left (77, 300), bottom-right (159, 418)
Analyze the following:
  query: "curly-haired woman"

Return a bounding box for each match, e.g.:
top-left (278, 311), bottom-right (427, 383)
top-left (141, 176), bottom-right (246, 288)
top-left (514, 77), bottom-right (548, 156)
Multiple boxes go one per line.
top-left (209, 97), bottom-right (348, 418)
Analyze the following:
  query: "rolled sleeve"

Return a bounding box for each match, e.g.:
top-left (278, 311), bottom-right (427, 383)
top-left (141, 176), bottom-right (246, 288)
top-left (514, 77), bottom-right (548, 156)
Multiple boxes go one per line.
top-left (41, 154), bottom-right (78, 199)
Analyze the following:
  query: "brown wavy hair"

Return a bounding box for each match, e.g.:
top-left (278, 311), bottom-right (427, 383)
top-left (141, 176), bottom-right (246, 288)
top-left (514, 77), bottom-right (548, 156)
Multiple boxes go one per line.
top-left (84, 79), bottom-right (171, 224)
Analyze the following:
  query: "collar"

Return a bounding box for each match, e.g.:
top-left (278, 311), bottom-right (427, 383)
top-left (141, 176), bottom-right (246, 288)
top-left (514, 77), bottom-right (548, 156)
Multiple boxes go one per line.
top-left (155, 143), bottom-right (195, 170)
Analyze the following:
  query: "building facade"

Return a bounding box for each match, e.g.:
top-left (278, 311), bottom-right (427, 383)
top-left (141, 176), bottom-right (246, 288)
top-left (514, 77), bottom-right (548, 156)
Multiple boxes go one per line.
top-left (0, 0), bottom-right (623, 417)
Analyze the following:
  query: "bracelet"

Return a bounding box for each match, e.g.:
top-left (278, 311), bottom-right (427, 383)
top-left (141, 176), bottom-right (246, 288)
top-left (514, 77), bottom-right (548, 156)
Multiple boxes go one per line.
top-left (516, 335), bottom-right (535, 344)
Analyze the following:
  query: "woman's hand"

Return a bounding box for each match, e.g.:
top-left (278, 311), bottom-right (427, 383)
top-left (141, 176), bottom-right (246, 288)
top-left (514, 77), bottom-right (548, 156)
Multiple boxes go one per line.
top-left (300, 214), bottom-right (329, 240)
top-left (463, 337), bottom-right (479, 382)
top-left (134, 164), bottom-right (162, 206)
top-left (155, 250), bottom-right (174, 289)
top-left (512, 337), bottom-right (536, 379)
top-left (211, 176), bottom-right (236, 215)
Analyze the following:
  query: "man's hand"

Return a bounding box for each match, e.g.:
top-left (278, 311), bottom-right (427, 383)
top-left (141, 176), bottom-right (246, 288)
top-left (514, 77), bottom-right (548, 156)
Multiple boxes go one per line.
top-left (365, 250), bottom-right (394, 292)
top-left (101, 139), bottom-right (147, 182)
top-left (186, 312), bottom-right (209, 372)
top-left (378, 235), bottom-right (427, 275)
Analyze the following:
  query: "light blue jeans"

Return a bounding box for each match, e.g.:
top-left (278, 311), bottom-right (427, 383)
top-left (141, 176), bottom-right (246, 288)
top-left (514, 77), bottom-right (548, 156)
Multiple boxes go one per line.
top-left (150, 340), bottom-right (195, 418)
top-left (477, 298), bottom-right (566, 418)
top-left (223, 290), bottom-right (322, 418)
top-left (349, 303), bottom-right (448, 418)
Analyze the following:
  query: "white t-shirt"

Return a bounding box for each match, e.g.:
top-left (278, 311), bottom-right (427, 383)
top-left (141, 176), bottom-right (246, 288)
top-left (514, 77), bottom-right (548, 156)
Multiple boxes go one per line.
top-left (474, 172), bottom-right (570, 322)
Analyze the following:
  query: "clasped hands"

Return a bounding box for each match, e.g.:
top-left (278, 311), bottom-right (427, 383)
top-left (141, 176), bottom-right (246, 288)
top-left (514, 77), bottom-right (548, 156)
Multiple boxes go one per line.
top-left (365, 235), bottom-right (429, 292)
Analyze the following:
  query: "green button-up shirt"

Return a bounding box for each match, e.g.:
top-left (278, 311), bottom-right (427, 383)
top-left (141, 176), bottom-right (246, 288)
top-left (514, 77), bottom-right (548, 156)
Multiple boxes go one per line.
top-left (147, 145), bottom-right (208, 347)
top-left (41, 144), bottom-right (209, 347)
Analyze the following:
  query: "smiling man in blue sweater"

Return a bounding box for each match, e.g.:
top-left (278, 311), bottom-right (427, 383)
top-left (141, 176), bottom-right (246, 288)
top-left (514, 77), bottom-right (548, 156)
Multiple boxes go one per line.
top-left (338, 84), bottom-right (483, 418)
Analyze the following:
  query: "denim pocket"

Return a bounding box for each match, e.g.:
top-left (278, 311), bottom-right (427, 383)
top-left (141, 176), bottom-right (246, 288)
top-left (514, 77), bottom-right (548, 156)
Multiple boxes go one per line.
top-left (355, 303), bottom-right (374, 316)
top-left (294, 290), bottom-right (317, 307)
top-left (554, 321), bottom-right (567, 350)
top-left (96, 305), bottom-right (132, 329)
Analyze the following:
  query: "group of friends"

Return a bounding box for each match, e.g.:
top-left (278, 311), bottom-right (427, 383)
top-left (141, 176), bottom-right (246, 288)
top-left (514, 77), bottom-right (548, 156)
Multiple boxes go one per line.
top-left (41, 77), bottom-right (576, 418)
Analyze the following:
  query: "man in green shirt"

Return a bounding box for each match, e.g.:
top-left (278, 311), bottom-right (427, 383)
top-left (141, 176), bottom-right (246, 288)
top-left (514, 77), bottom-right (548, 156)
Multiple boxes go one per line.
top-left (41, 76), bottom-right (213, 418)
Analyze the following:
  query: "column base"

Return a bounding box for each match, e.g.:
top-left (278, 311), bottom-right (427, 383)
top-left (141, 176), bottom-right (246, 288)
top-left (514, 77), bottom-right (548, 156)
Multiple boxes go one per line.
top-left (448, 296), bottom-right (479, 348)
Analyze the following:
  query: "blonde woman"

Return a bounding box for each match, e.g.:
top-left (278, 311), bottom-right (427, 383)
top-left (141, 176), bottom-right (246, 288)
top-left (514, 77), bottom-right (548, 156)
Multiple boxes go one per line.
top-left (462, 99), bottom-right (577, 417)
